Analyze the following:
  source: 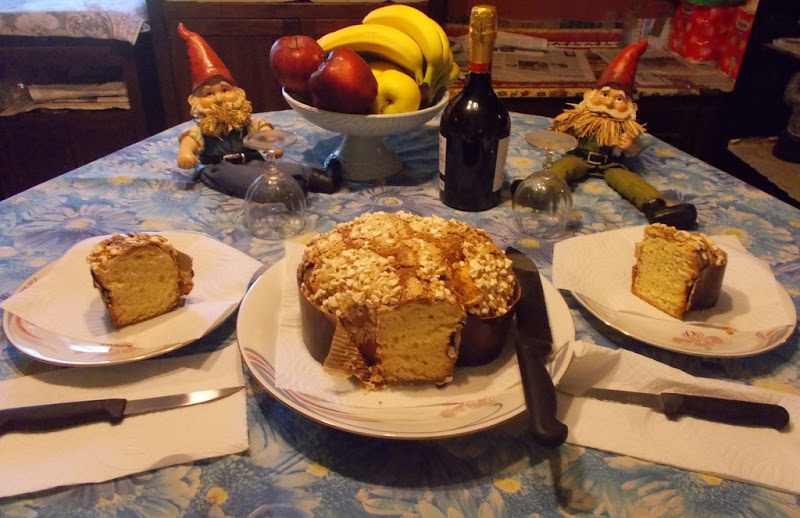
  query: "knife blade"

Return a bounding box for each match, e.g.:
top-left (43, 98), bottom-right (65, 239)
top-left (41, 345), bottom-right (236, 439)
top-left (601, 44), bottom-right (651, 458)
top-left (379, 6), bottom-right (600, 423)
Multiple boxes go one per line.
top-left (0, 386), bottom-right (244, 435)
top-left (579, 387), bottom-right (790, 430)
top-left (506, 246), bottom-right (569, 447)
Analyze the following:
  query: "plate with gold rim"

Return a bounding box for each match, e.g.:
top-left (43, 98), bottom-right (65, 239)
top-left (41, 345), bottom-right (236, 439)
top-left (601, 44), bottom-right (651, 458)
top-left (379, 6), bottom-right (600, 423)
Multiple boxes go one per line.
top-left (237, 259), bottom-right (576, 439)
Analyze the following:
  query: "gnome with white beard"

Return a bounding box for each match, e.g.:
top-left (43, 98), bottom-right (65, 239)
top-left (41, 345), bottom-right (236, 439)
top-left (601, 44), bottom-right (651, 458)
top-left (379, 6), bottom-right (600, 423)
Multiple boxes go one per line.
top-left (175, 23), bottom-right (275, 197)
top-left (549, 39), bottom-right (697, 230)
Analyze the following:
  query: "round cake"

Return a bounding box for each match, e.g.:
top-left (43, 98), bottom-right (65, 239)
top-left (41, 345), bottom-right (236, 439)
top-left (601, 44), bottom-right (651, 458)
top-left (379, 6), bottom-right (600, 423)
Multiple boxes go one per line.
top-left (297, 211), bottom-right (518, 388)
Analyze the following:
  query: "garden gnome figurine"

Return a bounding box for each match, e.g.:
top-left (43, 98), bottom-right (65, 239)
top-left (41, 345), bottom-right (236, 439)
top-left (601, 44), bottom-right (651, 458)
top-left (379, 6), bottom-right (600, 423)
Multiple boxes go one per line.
top-left (176, 23), bottom-right (275, 197)
top-left (549, 39), bottom-right (697, 230)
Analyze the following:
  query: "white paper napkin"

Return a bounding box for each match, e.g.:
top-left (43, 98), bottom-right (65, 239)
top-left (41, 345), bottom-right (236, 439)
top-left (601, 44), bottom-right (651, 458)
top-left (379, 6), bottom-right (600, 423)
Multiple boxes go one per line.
top-left (0, 231), bottom-right (264, 346)
top-left (557, 340), bottom-right (800, 495)
top-left (0, 344), bottom-right (247, 498)
top-left (552, 226), bottom-right (796, 332)
top-left (274, 240), bottom-right (562, 408)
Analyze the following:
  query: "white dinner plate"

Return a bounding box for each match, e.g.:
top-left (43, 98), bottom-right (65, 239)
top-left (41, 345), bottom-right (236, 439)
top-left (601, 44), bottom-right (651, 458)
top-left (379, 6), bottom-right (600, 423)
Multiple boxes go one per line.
top-left (573, 290), bottom-right (796, 358)
top-left (237, 260), bottom-right (575, 439)
top-left (2, 231), bottom-right (250, 366)
top-left (3, 266), bottom-right (238, 366)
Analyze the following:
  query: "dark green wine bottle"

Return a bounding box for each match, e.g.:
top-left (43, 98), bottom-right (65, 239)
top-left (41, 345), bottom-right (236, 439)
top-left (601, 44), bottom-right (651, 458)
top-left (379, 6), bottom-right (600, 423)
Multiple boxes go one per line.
top-left (439, 4), bottom-right (510, 212)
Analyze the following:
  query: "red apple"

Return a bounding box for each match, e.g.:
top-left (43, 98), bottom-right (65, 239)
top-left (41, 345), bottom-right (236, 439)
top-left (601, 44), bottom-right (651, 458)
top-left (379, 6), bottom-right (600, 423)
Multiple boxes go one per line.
top-left (269, 35), bottom-right (325, 96)
top-left (309, 48), bottom-right (378, 114)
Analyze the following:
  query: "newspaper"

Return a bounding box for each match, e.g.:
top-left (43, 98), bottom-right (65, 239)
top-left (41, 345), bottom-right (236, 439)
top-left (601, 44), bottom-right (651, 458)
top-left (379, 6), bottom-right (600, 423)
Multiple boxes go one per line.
top-left (27, 82), bottom-right (127, 102)
top-left (452, 32), bottom-right (595, 83)
top-left (0, 82), bottom-right (130, 116)
top-left (493, 49), bottom-right (595, 82)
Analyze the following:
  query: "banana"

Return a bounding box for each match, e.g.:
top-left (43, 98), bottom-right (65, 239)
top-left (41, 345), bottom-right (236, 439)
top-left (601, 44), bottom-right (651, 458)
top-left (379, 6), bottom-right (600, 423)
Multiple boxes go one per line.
top-left (430, 61), bottom-right (461, 101)
top-left (362, 4), bottom-right (445, 89)
top-left (446, 60), bottom-right (461, 82)
top-left (317, 24), bottom-right (424, 85)
top-left (428, 19), bottom-right (455, 98)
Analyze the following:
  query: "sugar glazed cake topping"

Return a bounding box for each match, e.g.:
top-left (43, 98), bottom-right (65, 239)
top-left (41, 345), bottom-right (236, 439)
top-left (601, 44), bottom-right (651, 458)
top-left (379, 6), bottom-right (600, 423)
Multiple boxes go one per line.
top-left (632, 223), bottom-right (727, 320)
top-left (88, 233), bottom-right (194, 327)
top-left (298, 211), bottom-right (517, 388)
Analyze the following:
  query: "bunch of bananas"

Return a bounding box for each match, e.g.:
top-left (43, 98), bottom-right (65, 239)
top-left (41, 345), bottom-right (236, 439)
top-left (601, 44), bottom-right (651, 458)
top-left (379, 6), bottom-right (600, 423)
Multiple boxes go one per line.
top-left (316, 4), bottom-right (461, 107)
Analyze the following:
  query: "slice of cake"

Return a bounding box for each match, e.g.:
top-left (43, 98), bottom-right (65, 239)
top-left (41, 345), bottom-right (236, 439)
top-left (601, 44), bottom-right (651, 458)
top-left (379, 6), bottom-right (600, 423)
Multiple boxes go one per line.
top-left (87, 233), bottom-right (194, 327)
top-left (631, 223), bottom-right (727, 320)
top-left (297, 211), bottom-right (518, 388)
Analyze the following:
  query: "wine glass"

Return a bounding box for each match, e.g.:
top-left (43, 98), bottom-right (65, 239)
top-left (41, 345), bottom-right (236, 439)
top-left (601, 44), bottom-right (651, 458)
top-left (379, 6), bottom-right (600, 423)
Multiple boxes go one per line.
top-left (512, 130), bottom-right (578, 239)
top-left (243, 129), bottom-right (306, 240)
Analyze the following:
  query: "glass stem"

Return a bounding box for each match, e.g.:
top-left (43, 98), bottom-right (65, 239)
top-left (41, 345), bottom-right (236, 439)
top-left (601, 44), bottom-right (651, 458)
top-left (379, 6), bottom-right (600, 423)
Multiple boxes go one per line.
top-left (543, 150), bottom-right (555, 170)
top-left (265, 149), bottom-right (278, 176)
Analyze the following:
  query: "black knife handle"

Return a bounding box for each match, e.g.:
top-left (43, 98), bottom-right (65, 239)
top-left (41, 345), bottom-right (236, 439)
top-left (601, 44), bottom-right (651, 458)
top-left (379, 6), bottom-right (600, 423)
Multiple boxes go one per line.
top-left (661, 393), bottom-right (790, 430)
top-left (516, 340), bottom-right (569, 447)
top-left (0, 399), bottom-right (126, 435)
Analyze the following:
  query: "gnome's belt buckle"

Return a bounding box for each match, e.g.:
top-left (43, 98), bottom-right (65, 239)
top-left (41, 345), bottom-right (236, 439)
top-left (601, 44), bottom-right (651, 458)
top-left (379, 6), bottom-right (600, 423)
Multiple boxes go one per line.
top-left (221, 152), bottom-right (246, 164)
top-left (583, 151), bottom-right (609, 166)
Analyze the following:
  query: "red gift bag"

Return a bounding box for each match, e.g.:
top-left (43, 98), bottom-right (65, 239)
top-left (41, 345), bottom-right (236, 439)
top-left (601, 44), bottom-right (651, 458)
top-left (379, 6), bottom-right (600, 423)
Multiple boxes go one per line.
top-left (669, 1), bottom-right (739, 63)
top-left (717, 5), bottom-right (757, 79)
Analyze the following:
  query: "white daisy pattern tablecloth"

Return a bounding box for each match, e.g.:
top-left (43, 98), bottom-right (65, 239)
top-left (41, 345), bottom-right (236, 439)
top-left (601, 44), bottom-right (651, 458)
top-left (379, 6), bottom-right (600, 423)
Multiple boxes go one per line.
top-left (0, 111), bottom-right (799, 516)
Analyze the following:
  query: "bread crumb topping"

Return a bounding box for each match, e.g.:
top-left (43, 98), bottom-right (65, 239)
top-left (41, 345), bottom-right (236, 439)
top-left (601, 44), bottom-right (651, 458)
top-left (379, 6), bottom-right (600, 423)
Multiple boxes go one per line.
top-left (299, 211), bottom-right (515, 319)
top-left (646, 223), bottom-right (726, 266)
top-left (88, 233), bottom-right (179, 269)
top-left (88, 232), bottom-right (194, 296)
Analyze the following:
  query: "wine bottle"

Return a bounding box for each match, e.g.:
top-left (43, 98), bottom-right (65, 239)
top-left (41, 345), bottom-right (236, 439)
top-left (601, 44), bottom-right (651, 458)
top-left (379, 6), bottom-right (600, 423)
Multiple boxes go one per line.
top-left (439, 4), bottom-right (510, 212)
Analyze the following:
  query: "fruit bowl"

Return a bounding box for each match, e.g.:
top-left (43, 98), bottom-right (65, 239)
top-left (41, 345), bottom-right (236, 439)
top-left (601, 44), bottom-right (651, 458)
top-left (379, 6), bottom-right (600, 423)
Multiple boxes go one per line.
top-left (283, 88), bottom-right (449, 182)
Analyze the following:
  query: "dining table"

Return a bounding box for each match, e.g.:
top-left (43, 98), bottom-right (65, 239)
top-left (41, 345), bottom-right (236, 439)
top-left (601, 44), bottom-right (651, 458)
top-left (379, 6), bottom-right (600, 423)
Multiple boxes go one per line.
top-left (1, 107), bottom-right (799, 517)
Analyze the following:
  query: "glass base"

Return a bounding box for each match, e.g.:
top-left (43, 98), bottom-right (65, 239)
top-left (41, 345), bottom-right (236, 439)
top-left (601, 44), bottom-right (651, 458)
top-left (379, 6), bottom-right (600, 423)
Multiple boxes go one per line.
top-left (512, 169), bottom-right (573, 239)
top-left (244, 171), bottom-right (307, 241)
top-left (514, 211), bottom-right (571, 239)
top-left (245, 210), bottom-right (305, 240)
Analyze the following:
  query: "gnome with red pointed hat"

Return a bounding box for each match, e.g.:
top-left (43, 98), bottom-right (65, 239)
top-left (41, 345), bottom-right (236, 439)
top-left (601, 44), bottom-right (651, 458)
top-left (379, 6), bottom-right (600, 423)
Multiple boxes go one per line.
top-left (548, 39), bottom-right (697, 230)
top-left (176, 23), bottom-right (276, 197)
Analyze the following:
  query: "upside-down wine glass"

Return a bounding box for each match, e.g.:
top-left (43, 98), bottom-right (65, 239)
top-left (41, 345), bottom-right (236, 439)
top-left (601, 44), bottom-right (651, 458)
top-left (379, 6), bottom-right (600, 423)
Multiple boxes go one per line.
top-left (512, 130), bottom-right (578, 239)
top-left (243, 129), bottom-right (306, 240)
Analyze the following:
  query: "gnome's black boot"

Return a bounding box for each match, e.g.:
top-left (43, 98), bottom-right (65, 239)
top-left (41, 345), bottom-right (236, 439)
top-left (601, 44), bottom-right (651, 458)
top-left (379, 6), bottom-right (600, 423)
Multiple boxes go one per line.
top-left (643, 198), bottom-right (697, 230)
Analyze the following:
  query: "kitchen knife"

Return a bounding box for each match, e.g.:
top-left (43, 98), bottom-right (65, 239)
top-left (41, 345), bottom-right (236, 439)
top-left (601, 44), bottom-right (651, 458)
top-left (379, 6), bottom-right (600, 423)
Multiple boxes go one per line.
top-left (0, 386), bottom-right (244, 435)
top-left (579, 387), bottom-right (790, 430)
top-left (506, 246), bottom-right (569, 447)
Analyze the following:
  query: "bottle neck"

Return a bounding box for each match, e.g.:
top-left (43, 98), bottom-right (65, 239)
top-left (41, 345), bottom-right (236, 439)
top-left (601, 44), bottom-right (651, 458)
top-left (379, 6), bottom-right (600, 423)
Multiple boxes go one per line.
top-left (463, 68), bottom-right (493, 90)
top-left (468, 62), bottom-right (492, 74)
top-left (467, 6), bottom-right (496, 76)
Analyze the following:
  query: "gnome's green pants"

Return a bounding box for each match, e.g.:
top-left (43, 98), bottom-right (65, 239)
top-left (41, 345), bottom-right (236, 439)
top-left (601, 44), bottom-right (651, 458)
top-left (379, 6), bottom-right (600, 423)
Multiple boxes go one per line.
top-left (550, 154), bottom-right (662, 211)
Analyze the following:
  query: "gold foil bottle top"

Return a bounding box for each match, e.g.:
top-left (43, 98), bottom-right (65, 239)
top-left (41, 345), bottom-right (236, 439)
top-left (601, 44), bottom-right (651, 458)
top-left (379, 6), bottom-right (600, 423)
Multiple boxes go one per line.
top-left (468, 4), bottom-right (498, 67)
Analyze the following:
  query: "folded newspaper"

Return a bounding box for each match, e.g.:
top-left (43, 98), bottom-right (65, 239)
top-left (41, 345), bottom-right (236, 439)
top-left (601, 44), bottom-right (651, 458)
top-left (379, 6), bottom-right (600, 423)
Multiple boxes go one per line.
top-left (0, 82), bottom-right (130, 116)
top-left (451, 32), bottom-right (595, 83)
top-left (27, 82), bottom-right (128, 102)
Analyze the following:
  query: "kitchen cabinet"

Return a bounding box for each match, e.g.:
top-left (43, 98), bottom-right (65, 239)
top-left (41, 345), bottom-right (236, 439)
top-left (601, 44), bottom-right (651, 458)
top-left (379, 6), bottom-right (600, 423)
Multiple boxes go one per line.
top-left (0, 35), bottom-right (154, 199)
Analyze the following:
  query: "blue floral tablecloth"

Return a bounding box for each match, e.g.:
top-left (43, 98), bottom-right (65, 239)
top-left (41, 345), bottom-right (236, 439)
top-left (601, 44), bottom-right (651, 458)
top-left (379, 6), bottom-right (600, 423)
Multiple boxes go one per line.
top-left (1, 110), bottom-right (799, 517)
